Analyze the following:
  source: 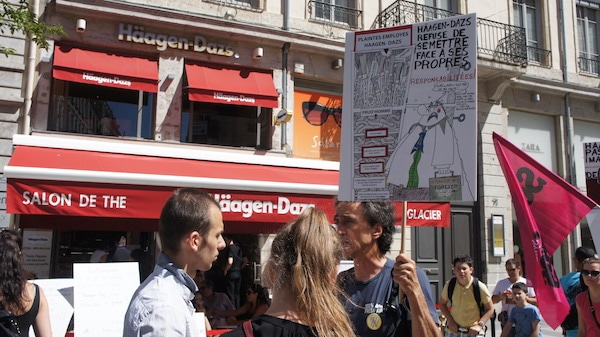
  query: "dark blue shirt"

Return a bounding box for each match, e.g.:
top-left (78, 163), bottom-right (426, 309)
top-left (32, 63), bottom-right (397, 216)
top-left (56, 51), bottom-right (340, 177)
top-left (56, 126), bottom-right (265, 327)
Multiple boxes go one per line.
top-left (338, 259), bottom-right (439, 337)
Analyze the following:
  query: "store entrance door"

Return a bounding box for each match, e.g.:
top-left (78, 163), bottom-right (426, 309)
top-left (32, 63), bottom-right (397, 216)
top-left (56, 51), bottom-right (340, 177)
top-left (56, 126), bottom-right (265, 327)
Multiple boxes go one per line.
top-left (414, 225), bottom-right (444, 299)
top-left (413, 204), bottom-right (478, 302)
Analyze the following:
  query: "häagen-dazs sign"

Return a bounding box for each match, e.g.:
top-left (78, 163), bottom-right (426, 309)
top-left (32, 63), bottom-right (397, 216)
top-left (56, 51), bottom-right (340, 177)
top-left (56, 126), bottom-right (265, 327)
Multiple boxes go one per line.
top-left (117, 23), bottom-right (235, 57)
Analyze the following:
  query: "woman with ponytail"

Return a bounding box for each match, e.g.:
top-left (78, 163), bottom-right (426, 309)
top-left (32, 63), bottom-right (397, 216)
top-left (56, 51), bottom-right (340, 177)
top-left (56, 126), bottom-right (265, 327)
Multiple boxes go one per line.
top-left (221, 207), bottom-right (354, 337)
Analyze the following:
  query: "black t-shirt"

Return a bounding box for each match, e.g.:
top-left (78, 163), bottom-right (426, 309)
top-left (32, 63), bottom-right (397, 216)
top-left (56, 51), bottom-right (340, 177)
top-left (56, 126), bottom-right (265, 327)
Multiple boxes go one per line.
top-left (228, 244), bottom-right (243, 275)
top-left (220, 315), bottom-right (317, 337)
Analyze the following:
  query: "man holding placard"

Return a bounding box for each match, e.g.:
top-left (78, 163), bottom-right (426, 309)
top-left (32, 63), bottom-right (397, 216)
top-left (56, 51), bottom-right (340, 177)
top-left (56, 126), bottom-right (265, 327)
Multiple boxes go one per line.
top-left (334, 201), bottom-right (440, 337)
top-left (123, 188), bottom-right (227, 337)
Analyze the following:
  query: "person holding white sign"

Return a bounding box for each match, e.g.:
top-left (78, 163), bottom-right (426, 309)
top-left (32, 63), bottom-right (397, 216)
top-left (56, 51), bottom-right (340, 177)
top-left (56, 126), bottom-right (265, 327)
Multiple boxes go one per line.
top-left (0, 229), bottom-right (52, 337)
top-left (334, 201), bottom-right (440, 337)
top-left (123, 188), bottom-right (226, 337)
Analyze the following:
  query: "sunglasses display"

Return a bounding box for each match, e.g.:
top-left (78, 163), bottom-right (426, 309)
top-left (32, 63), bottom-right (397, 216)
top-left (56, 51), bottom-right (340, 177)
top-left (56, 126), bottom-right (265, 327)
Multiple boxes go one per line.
top-left (582, 269), bottom-right (600, 278)
top-left (302, 101), bottom-right (342, 127)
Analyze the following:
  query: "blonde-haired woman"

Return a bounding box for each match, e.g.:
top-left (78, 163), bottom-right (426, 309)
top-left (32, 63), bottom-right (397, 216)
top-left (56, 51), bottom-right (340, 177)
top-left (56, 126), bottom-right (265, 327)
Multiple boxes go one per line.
top-left (221, 207), bottom-right (355, 337)
top-left (576, 256), bottom-right (600, 337)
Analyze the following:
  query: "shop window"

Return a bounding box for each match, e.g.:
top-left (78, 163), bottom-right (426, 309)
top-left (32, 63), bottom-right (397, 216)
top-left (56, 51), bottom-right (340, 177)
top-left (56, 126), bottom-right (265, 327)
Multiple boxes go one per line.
top-left (423, 0), bottom-right (457, 20)
top-left (424, 0), bottom-right (455, 11)
top-left (309, 0), bottom-right (362, 30)
top-left (513, 0), bottom-right (544, 64)
top-left (48, 81), bottom-right (155, 139)
top-left (52, 231), bottom-right (155, 279)
top-left (180, 99), bottom-right (271, 149)
top-left (577, 3), bottom-right (600, 75)
top-left (203, 0), bottom-right (263, 11)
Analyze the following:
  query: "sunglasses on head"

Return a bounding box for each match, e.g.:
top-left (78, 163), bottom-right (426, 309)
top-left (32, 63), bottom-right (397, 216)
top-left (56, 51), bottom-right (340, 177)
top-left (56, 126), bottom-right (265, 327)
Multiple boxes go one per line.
top-left (302, 101), bottom-right (342, 127)
top-left (582, 269), bottom-right (600, 278)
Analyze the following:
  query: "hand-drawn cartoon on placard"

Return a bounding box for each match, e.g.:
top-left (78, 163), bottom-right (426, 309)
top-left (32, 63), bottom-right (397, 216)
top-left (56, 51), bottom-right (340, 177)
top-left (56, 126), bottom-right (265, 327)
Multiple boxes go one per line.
top-left (386, 76), bottom-right (473, 201)
top-left (339, 13), bottom-right (477, 202)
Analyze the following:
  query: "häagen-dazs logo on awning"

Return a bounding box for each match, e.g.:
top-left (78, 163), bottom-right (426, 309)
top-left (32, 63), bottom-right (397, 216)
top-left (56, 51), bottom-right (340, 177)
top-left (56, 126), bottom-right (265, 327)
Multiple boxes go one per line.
top-left (118, 23), bottom-right (235, 57)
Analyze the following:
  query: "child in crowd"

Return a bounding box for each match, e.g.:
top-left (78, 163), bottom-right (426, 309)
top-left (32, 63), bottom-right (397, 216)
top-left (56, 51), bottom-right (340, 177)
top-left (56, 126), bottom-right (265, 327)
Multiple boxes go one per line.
top-left (499, 282), bottom-right (542, 337)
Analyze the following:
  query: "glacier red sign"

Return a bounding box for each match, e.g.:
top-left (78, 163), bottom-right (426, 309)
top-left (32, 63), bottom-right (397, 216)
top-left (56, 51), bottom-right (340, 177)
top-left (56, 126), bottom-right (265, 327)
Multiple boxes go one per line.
top-left (400, 202), bottom-right (450, 227)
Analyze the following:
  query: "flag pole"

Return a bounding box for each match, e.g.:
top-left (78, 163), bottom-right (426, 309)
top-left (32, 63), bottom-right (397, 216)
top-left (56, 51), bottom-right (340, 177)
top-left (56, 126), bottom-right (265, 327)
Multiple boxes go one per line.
top-left (401, 200), bottom-right (407, 253)
top-left (399, 200), bottom-right (407, 303)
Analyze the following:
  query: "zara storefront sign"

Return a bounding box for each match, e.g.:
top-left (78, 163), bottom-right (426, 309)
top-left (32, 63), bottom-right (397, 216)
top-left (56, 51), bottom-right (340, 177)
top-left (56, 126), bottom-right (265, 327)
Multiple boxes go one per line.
top-left (117, 23), bottom-right (235, 57)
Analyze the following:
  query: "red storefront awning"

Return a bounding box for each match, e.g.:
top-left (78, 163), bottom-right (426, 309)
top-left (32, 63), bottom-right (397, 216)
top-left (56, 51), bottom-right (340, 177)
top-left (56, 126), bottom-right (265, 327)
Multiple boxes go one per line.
top-left (185, 62), bottom-right (279, 108)
top-left (52, 45), bottom-right (159, 92)
top-left (5, 142), bottom-right (338, 231)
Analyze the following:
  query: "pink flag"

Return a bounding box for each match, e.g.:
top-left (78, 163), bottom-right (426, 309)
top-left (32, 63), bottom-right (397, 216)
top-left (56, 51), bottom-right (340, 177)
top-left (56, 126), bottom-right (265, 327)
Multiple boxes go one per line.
top-left (493, 132), bottom-right (597, 329)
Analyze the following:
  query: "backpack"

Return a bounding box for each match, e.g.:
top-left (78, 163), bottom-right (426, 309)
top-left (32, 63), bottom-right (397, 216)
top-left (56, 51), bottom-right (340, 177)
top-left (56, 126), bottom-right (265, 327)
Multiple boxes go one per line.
top-left (388, 281), bottom-right (412, 337)
top-left (447, 277), bottom-right (486, 317)
top-left (561, 275), bottom-right (586, 330)
top-left (0, 302), bottom-right (21, 337)
top-left (560, 304), bottom-right (578, 330)
top-left (386, 269), bottom-right (439, 337)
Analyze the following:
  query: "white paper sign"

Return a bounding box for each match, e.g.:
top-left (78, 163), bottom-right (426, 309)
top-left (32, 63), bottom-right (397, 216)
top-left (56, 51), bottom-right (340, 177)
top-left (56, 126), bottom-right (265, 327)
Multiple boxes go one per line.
top-left (194, 312), bottom-right (207, 337)
top-left (29, 278), bottom-right (74, 337)
top-left (22, 229), bottom-right (53, 278)
top-left (0, 210), bottom-right (10, 228)
top-left (74, 262), bottom-right (140, 337)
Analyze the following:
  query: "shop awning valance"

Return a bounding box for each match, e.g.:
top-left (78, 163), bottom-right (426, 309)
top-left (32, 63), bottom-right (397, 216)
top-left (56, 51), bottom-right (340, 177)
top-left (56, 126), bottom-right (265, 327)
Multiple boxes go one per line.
top-left (4, 135), bottom-right (338, 222)
top-left (185, 62), bottom-right (279, 108)
top-left (52, 45), bottom-right (159, 92)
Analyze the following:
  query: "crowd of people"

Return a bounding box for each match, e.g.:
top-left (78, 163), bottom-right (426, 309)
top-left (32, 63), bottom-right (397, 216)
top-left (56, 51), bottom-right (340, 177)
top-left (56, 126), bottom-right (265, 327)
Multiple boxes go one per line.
top-left (2, 187), bottom-right (599, 337)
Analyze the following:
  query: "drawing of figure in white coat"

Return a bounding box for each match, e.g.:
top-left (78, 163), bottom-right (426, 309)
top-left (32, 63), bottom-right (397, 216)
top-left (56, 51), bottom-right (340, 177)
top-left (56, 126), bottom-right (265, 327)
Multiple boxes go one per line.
top-left (385, 92), bottom-right (465, 192)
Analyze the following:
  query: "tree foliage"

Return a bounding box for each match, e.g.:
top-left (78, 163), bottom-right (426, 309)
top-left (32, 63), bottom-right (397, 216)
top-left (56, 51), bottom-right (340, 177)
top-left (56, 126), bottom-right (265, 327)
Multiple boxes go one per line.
top-left (1, 0), bottom-right (65, 55)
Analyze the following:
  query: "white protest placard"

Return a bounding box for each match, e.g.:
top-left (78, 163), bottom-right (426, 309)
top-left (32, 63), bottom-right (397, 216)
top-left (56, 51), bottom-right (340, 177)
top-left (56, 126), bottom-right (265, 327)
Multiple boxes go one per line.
top-left (74, 262), bottom-right (140, 337)
top-left (584, 141), bottom-right (600, 203)
top-left (584, 142), bottom-right (600, 254)
top-left (194, 312), bottom-right (207, 337)
top-left (30, 278), bottom-right (74, 337)
top-left (339, 13), bottom-right (477, 202)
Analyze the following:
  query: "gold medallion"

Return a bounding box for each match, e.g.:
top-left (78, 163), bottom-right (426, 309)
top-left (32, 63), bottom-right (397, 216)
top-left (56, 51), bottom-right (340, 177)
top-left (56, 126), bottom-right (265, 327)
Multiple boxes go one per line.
top-left (366, 313), bottom-right (382, 330)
